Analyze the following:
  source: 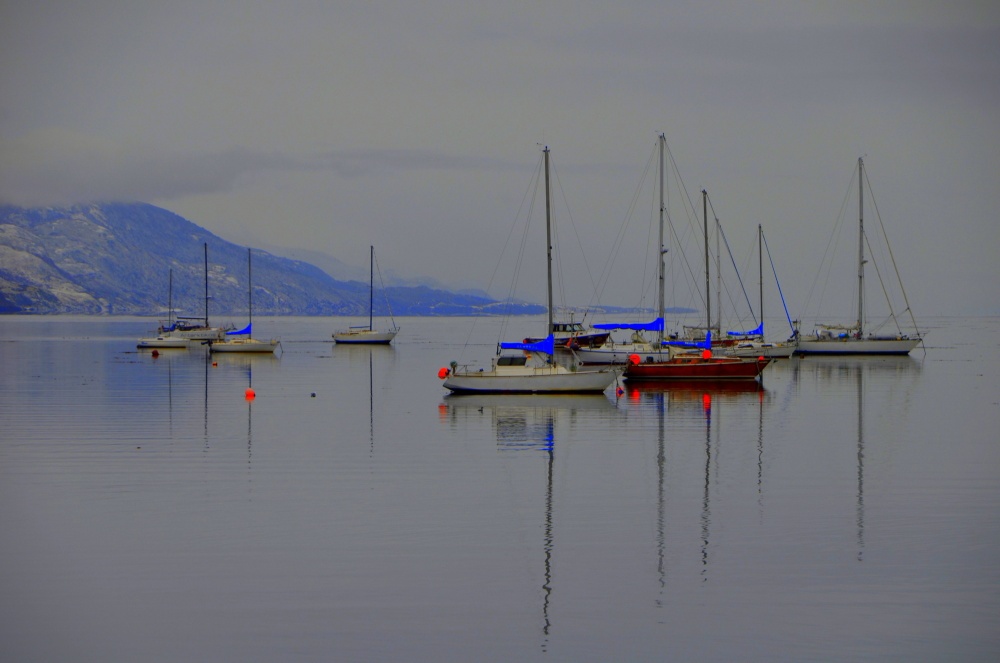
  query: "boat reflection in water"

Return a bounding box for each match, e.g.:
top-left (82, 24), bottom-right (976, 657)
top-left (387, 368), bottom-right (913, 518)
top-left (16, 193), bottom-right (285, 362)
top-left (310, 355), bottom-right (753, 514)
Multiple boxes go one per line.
top-left (439, 394), bottom-right (616, 653)
top-left (622, 379), bottom-right (765, 588)
top-left (789, 355), bottom-right (922, 561)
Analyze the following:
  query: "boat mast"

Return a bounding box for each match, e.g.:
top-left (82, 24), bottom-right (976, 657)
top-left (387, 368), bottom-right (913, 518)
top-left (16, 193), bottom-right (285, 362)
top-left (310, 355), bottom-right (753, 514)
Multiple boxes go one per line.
top-left (544, 146), bottom-right (554, 333)
top-left (703, 189), bottom-right (710, 334)
top-left (857, 157), bottom-right (865, 336)
top-left (247, 248), bottom-right (253, 328)
top-left (168, 268), bottom-right (173, 329)
top-left (758, 224), bottom-right (764, 334)
top-left (203, 242), bottom-right (209, 328)
top-left (657, 134), bottom-right (666, 345)
top-left (368, 245), bottom-right (374, 332)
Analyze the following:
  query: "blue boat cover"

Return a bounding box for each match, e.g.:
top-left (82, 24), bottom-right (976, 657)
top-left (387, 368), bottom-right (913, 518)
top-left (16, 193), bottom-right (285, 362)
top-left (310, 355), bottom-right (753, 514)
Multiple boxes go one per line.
top-left (501, 334), bottom-right (555, 355)
top-left (663, 330), bottom-right (712, 350)
top-left (227, 323), bottom-right (252, 336)
top-left (593, 317), bottom-right (664, 332)
top-left (726, 321), bottom-right (764, 337)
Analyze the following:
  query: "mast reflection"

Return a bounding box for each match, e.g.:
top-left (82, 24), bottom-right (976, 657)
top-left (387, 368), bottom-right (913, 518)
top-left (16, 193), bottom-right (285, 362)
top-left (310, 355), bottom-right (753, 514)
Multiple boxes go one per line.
top-left (624, 380), bottom-right (765, 587)
top-left (440, 394), bottom-right (615, 652)
top-left (789, 355), bottom-right (922, 562)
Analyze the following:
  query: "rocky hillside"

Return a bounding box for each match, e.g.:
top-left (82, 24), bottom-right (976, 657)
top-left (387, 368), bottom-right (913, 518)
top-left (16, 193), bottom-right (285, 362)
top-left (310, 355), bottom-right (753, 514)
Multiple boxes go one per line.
top-left (0, 203), bottom-right (541, 316)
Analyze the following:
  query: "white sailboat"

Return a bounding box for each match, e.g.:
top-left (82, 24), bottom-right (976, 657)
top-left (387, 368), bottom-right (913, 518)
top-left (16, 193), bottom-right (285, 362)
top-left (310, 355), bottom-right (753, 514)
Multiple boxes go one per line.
top-left (137, 269), bottom-right (190, 349)
top-left (137, 244), bottom-right (231, 348)
top-left (333, 245), bottom-right (399, 344)
top-left (722, 224), bottom-right (798, 358)
top-left (210, 248), bottom-right (280, 354)
top-left (796, 157), bottom-right (922, 355)
top-left (575, 133), bottom-right (671, 365)
top-left (441, 146), bottom-right (619, 394)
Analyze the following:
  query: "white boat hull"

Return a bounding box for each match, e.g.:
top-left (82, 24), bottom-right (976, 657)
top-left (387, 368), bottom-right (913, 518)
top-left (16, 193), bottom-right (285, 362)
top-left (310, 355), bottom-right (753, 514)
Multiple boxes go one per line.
top-left (795, 336), bottom-right (920, 355)
top-left (443, 365), bottom-right (618, 394)
top-left (724, 341), bottom-right (797, 358)
top-left (137, 336), bottom-right (191, 349)
top-left (333, 329), bottom-right (398, 344)
top-left (573, 343), bottom-right (652, 365)
top-left (209, 338), bottom-right (280, 353)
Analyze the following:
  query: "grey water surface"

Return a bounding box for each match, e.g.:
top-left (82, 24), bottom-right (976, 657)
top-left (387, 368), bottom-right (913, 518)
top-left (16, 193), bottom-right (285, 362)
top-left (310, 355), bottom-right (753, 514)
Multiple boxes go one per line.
top-left (1, 315), bottom-right (998, 662)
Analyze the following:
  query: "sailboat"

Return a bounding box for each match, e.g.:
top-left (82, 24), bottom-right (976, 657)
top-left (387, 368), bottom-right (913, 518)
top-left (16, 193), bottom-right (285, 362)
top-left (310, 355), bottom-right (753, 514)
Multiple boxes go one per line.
top-left (796, 157), bottom-right (922, 355)
top-left (621, 187), bottom-right (769, 381)
top-left (440, 146), bottom-right (619, 394)
top-left (574, 134), bottom-right (671, 365)
top-left (722, 224), bottom-right (798, 358)
top-left (209, 248), bottom-right (280, 354)
top-left (570, 134), bottom-right (768, 381)
top-left (137, 269), bottom-right (189, 349)
top-left (333, 246), bottom-right (399, 344)
top-left (137, 244), bottom-right (231, 347)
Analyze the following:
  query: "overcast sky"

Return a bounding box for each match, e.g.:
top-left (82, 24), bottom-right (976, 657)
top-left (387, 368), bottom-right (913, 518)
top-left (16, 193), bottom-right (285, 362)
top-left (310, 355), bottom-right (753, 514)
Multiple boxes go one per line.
top-left (2, 1), bottom-right (998, 319)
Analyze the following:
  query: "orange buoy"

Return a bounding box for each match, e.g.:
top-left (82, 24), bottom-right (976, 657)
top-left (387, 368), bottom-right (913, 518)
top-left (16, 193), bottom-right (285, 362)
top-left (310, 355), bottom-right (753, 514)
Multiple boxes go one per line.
top-left (245, 387), bottom-right (256, 401)
top-left (437, 367), bottom-right (450, 379)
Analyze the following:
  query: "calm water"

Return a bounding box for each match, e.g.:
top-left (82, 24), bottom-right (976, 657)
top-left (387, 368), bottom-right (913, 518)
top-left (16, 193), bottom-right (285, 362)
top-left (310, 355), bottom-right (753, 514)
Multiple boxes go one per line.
top-left (1, 315), bottom-right (998, 662)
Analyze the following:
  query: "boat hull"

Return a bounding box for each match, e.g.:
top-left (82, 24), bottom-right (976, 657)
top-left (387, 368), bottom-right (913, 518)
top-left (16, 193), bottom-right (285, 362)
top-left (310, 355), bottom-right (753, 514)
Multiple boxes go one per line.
top-left (333, 329), bottom-right (398, 344)
top-left (624, 356), bottom-right (769, 381)
top-left (574, 343), bottom-right (655, 365)
top-left (209, 338), bottom-right (280, 353)
top-left (724, 341), bottom-right (797, 358)
top-left (795, 336), bottom-right (920, 355)
top-left (137, 337), bottom-right (191, 349)
top-left (443, 367), bottom-right (617, 394)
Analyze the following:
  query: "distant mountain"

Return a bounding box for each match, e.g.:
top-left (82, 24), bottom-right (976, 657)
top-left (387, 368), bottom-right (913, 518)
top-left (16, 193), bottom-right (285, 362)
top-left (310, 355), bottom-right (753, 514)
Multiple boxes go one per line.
top-left (0, 203), bottom-right (544, 316)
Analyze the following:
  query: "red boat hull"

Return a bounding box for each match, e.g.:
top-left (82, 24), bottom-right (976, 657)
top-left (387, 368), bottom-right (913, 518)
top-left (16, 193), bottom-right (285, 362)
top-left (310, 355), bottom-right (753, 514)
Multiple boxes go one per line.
top-left (623, 355), bottom-right (769, 381)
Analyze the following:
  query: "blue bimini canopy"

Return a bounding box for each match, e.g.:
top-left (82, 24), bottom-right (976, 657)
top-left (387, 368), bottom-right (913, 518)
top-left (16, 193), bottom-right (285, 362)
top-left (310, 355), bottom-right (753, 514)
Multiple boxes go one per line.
top-left (501, 334), bottom-right (555, 355)
top-left (593, 317), bottom-right (664, 332)
top-left (663, 330), bottom-right (712, 350)
top-left (227, 323), bottom-right (252, 336)
top-left (726, 321), bottom-right (764, 337)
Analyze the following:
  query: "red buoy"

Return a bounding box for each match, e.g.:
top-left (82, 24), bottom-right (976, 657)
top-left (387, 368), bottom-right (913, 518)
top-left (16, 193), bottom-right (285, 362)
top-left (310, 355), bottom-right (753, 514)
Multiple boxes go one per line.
top-left (245, 388), bottom-right (256, 401)
top-left (628, 354), bottom-right (640, 365)
top-left (437, 367), bottom-right (450, 379)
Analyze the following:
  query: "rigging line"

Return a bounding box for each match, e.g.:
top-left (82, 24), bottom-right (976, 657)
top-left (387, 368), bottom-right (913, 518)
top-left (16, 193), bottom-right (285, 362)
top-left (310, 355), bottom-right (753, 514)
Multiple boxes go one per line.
top-left (550, 153), bottom-right (595, 321)
top-left (455, 152), bottom-right (542, 360)
top-left (717, 220), bottom-right (757, 326)
top-left (761, 229), bottom-right (796, 333)
top-left (802, 164), bottom-right (858, 324)
top-left (500, 155), bottom-right (543, 346)
top-left (371, 250), bottom-right (396, 326)
top-left (590, 141), bottom-right (658, 313)
top-left (864, 164), bottom-right (922, 342)
top-left (862, 230), bottom-right (903, 335)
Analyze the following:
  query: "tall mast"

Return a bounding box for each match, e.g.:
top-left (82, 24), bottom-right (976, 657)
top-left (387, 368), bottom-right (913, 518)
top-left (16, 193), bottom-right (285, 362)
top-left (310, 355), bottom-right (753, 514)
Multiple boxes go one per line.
top-left (544, 146), bottom-right (554, 333)
top-left (248, 248), bottom-right (253, 327)
top-left (857, 157), bottom-right (865, 335)
top-left (368, 245), bottom-right (374, 332)
top-left (715, 216), bottom-right (721, 335)
top-left (168, 268), bottom-right (173, 329)
top-left (657, 134), bottom-right (666, 344)
top-left (758, 224), bottom-right (764, 333)
top-left (203, 243), bottom-right (209, 327)
top-left (703, 189), bottom-right (710, 333)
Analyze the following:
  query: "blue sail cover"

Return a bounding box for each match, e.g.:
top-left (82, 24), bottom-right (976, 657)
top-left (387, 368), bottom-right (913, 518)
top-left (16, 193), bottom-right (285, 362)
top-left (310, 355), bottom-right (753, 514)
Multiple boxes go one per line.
top-left (726, 321), bottom-right (764, 337)
top-left (593, 317), bottom-right (664, 332)
top-left (227, 323), bottom-right (252, 336)
top-left (501, 334), bottom-right (555, 355)
top-left (663, 330), bottom-right (712, 350)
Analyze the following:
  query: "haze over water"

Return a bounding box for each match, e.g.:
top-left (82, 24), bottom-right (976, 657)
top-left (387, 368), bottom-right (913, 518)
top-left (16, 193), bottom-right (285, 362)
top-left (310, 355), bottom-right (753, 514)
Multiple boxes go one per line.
top-left (1, 315), bottom-right (997, 661)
